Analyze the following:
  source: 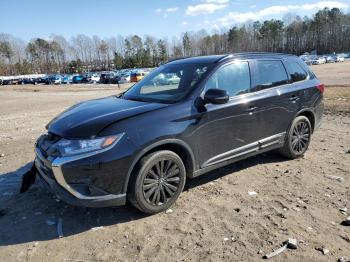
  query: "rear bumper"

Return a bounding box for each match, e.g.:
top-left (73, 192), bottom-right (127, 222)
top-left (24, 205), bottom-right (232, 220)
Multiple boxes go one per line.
top-left (34, 146), bottom-right (127, 208)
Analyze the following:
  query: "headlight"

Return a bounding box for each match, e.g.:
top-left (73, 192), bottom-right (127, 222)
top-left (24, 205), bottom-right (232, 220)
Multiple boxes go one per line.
top-left (55, 133), bottom-right (124, 157)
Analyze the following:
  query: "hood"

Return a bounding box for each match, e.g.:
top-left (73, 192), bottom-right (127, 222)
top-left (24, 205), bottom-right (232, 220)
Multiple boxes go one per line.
top-left (47, 96), bottom-right (167, 139)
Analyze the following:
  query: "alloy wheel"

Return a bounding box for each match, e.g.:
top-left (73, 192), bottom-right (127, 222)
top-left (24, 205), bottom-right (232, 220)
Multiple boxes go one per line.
top-left (142, 159), bottom-right (181, 206)
top-left (291, 121), bottom-right (310, 154)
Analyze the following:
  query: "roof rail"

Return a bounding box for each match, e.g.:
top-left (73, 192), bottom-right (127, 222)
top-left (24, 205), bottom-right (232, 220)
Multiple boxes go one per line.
top-left (216, 54), bottom-right (233, 63)
top-left (217, 52), bottom-right (294, 63)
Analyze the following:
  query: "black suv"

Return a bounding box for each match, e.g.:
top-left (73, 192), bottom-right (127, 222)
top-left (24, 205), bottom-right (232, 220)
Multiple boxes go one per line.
top-left (34, 53), bottom-right (324, 214)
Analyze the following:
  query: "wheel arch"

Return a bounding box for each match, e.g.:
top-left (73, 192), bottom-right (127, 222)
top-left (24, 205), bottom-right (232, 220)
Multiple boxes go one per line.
top-left (123, 139), bottom-right (196, 193)
top-left (295, 109), bottom-right (315, 132)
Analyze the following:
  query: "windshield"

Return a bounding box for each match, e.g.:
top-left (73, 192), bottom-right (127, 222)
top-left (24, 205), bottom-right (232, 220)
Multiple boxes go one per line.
top-left (123, 63), bottom-right (212, 103)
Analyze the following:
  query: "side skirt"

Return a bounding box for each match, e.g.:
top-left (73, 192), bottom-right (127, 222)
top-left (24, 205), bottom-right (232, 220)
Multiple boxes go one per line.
top-left (190, 132), bottom-right (285, 178)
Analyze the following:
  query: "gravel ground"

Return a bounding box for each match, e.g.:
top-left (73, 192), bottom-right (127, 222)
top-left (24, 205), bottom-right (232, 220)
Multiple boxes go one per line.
top-left (0, 64), bottom-right (349, 261)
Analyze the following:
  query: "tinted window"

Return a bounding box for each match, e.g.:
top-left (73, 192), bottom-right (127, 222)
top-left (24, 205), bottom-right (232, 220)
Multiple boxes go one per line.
top-left (204, 62), bottom-right (250, 97)
top-left (252, 60), bottom-right (288, 91)
top-left (285, 61), bottom-right (308, 82)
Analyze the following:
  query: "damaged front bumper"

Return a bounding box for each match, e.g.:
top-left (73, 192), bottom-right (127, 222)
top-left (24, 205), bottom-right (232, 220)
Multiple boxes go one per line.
top-left (34, 147), bottom-right (126, 208)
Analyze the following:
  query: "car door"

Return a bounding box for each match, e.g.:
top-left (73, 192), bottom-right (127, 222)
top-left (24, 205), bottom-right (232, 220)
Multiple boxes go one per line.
top-left (248, 59), bottom-right (301, 142)
top-left (194, 61), bottom-right (261, 168)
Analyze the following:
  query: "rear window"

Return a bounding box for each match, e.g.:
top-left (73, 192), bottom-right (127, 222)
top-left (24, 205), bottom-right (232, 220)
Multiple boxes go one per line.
top-left (252, 60), bottom-right (289, 92)
top-left (285, 61), bottom-right (308, 82)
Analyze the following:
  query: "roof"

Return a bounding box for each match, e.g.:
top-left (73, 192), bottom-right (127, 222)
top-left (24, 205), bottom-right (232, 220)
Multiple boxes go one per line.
top-left (168, 55), bottom-right (227, 64)
top-left (168, 52), bottom-right (296, 65)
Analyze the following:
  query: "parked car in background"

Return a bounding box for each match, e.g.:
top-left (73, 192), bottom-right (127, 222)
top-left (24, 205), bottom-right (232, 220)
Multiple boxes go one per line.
top-left (325, 56), bottom-right (335, 63)
top-left (19, 78), bottom-right (38, 85)
top-left (72, 75), bottom-right (89, 84)
top-left (61, 75), bottom-right (73, 84)
top-left (100, 73), bottom-right (112, 84)
top-left (32, 53), bottom-right (324, 214)
top-left (118, 72), bottom-right (131, 84)
top-left (312, 57), bottom-right (326, 65)
top-left (130, 71), bottom-right (146, 82)
top-left (83, 72), bottom-right (94, 83)
top-left (45, 75), bottom-right (62, 85)
top-left (91, 73), bottom-right (100, 83)
top-left (36, 76), bottom-right (48, 84)
top-left (100, 72), bottom-right (118, 84)
top-left (333, 55), bottom-right (345, 62)
top-left (299, 55), bottom-right (313, 66)
top-left (1, 79), bottom-right (11, 85)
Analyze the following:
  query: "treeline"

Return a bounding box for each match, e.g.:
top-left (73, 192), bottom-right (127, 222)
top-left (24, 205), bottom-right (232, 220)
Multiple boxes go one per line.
top-left (0, 7), bottom-right (349, 75)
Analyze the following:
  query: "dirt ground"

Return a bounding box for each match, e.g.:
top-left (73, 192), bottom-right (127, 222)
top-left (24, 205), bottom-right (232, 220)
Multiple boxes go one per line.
top-left (0, 62), bottom-right (349, 262)
top-left (311, 61), bottom-right (350, 87)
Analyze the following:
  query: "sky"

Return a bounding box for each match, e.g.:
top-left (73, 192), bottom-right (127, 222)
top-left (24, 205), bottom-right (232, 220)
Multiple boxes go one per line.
top-left (0, 0), bottom-right (349, 40)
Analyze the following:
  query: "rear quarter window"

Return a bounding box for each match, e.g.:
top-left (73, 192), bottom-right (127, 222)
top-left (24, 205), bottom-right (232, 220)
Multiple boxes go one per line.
top-left (298, 59), bottom-right (316, 79)
top-left (252, 60), bottom-right (289, 92)
top-left (284, 61), bottom-right (308, 82)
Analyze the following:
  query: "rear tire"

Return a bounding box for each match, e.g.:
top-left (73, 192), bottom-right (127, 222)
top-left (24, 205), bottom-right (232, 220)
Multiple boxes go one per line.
top-left (279, 116), bottom-right (312, 159)
top-left (128, 150), bottom-right (186, 214)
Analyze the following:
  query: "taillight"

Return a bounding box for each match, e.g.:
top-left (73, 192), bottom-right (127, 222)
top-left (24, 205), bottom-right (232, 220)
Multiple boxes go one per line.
top-left (316, 83), bottom-right (325, 93)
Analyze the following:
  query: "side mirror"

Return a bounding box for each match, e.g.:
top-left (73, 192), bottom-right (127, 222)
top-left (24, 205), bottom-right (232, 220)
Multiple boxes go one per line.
top-left (203, 89), bottom-right (229, 105)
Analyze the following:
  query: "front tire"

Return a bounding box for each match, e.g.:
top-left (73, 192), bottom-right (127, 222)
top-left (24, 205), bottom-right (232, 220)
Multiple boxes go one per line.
top-left (128, 150), bottom-right (186, 214)
top-left (279, 116), bottom-right (312, 159)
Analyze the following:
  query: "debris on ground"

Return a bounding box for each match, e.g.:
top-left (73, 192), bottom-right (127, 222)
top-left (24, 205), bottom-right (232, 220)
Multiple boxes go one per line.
top-left (165, 208), bottom-right (173, 214)
top-left (325, 175), bottom-right (344, 182)
top-left (341, 217), bottom-right (350, 226)
top-left (0, 153), bottom-right (5, 157)
top-left (316, 246), bottom-right (330, 255)
top-left (248, 191), bottom-right (257, 196)
top-left (91, 226), bottom-right (104, 231)
top-left (263, 238), bottom-right (297, 259)
top-left (338, 257), bottom-right (349, 262)
top-left (339, 207), bottom-right (348, 215)
top-left (57, 218), bottom-right (63, 238)
top-left (292, 206), bottom-right (301, 212)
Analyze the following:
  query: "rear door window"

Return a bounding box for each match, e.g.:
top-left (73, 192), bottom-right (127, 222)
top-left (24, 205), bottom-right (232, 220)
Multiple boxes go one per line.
top-left (252, 60), bottom-right (289, 92)
top-left (285, 61), bottom-right (308, 82)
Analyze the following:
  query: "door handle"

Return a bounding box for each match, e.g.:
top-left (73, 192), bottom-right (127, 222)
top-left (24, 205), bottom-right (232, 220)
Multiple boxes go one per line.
top-left (289, 95), bottom-right (300, 102)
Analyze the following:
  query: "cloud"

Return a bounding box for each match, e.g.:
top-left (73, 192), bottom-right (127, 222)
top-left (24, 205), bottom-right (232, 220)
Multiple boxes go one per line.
top-left (218, 1), bottom-right (349, 25)
top-left (155, 7), bottom-right (179, 14)
top-left (203, 0), bottom-right (230, 3)
top-left (182, 21), bottom-right (189, 25)
top-left (301, 1), bottom-right (347, 10)
top-left (186, 3), bottom-right (227, 16)
top-left (165, 7), bottom-right (179, 12)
